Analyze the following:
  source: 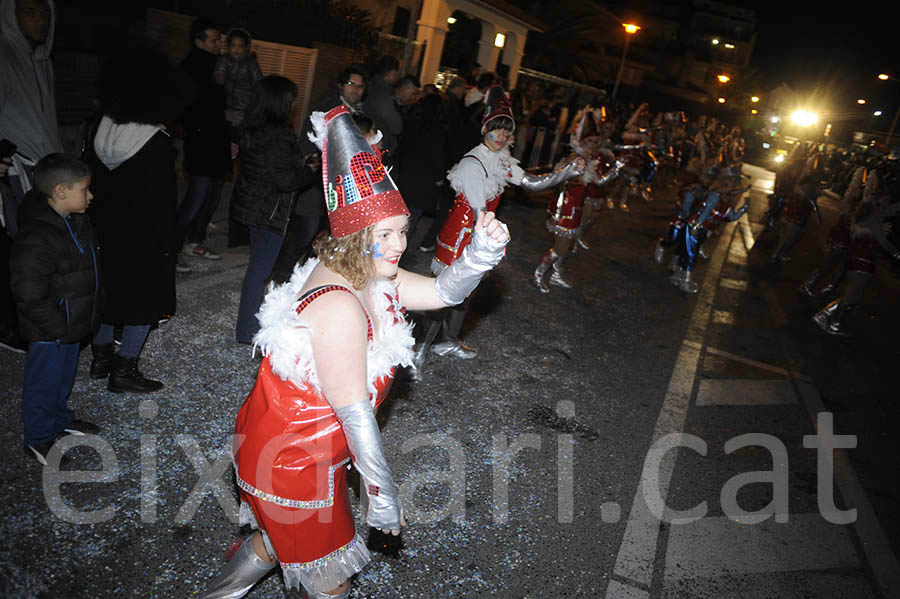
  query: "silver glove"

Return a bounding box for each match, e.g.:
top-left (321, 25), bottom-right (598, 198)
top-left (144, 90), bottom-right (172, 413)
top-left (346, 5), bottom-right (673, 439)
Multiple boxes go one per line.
top-left (595, 160), bottom-right (625, 187)
top-left (334, 400), bottom-right (402, 530)
top-left (434, 220), bottom-right (509, 306)
top-left (520, 161), bottom-right (583, 192)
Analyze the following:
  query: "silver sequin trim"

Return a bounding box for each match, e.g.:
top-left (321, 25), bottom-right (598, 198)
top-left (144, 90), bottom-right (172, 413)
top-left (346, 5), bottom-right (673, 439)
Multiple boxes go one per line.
top-left (237, 458), bottom-right (351, 509)
top-left (280, 534), bottom-right (363, 570)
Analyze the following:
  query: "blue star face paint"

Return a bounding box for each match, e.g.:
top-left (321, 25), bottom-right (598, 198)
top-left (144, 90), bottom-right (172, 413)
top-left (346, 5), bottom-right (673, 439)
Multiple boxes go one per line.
top-left (371, 241), bottom-right (384, 258)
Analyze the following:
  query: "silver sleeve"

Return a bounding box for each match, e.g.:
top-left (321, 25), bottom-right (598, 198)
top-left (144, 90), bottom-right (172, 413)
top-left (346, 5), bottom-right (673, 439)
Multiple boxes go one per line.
top-left (434, 220), bottom-right (509, 306)
top-left (595, 160), bottom-right (624, 187)
top-left (334, 400), bottom-right (402, 530)
top-left (519, 161), bottom-right (582, 191)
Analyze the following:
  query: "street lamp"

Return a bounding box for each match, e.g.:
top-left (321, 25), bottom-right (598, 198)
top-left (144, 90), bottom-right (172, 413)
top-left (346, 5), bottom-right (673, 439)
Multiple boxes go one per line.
top-left (751, 96), bottom-right (760, 103)
top-left (612, 23), bottom-right (641, 100)
top-left (857, 98), bottom-right (867, 105)
top-left (717, 74), bottom-right (730, 83)
top-left (791, 110), bottom-right (818, 126)
top-left (718, 97), bottom-right (726, 104)
top-left (878, 73), bottom-right (890, 81)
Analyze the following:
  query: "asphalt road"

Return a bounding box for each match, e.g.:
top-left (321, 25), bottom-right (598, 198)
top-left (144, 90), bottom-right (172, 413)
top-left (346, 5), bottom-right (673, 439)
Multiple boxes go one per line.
top-left (1, 162), bottom-right (898, 599)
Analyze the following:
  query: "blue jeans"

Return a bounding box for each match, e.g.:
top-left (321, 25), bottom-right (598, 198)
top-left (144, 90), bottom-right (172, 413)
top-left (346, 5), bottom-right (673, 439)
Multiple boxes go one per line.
top-left (23, 342), bottom-right (78, 445)
top-left (236, 226), bottom-right (284, 343)
top-left (93, 323), bottom-right (151, 358)
top-left (176, 176), bottom-right (223, 247)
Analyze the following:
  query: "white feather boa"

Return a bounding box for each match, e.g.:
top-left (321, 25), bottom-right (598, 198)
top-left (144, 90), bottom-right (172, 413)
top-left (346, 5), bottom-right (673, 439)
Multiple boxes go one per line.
top-left (447, 144), bottom-right (519, 201)
top-left (252, 258), bottom-right (415, 397)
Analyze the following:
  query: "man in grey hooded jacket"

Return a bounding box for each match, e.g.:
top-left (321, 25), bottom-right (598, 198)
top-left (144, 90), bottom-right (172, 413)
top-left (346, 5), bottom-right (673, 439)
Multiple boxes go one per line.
top-left (0, 0), bottom-right (62, 236)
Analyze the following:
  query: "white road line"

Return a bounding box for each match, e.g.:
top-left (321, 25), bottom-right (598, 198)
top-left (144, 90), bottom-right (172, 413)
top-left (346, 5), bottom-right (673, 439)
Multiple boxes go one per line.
top-left (664, 513), bottom-right (859, 580)
top-left (696, 378), bottom-right (796, 406)
top-left (792, 378), bottom-right (900, 598)
top-left (739, 213), bottom-right (756, 251)
top-left (608, 220), bottom-right (740, 596)
top-left (711, 310), bottom-right (735, 325)
top-left (719, 277), bottom-right (748, 291)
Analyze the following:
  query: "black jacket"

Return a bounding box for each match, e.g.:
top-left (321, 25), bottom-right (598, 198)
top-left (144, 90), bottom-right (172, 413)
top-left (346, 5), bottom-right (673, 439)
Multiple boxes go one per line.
top-left (181, 46), bottom-right (230, 177)
top-left (88, 130), bottom-right (177, 325)
top-left (10, 192), bottom-right (101, 343)
top-left (231, 126), bottom-right (314, 233)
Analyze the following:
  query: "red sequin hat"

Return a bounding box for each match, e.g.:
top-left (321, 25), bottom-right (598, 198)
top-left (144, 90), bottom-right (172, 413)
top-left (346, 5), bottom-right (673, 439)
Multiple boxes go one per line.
top-left (308, 105), bottom-right (409, 238)
top-left (481, 85), bottom-right (515, 132)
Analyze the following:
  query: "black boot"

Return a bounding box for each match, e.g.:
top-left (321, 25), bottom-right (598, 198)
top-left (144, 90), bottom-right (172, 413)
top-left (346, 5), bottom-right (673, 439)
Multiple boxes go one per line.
top-left (108, 355), bottom-right (163, 393)
top-left (90, 343), bottom-right (116, 379)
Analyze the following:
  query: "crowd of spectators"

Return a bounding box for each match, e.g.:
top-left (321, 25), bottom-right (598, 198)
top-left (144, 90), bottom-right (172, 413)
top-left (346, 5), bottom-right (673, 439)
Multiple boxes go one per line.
top-left (0, 3), bottom-right (594, 463)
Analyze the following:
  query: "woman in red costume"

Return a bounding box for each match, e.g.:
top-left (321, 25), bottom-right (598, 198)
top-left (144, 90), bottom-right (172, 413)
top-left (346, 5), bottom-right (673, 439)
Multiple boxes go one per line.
top-left (532, 109), bottom-right (623, 292)
top-left (415, 85), bottom-right (580, 365)
top-left (201, 105), bottom-right (510, 599)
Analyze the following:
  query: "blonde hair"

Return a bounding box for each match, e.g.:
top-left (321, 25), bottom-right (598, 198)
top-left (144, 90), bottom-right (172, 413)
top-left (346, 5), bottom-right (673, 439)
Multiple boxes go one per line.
top-left (313, 226), bottom-right (375, 290)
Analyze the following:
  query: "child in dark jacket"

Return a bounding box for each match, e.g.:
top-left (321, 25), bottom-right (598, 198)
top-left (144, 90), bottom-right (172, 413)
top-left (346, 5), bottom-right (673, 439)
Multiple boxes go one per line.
top-left (10, 154), bottom-right (101, 466)
top-left (214, 28), bottom-right (264, 127)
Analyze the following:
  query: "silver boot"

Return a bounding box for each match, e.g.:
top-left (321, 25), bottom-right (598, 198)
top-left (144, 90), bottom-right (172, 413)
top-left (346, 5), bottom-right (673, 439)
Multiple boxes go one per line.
top-left (678, 269), bottom-right (699, 294)
top-left (549, 255), bottom-right (573, 288)
top-left (431, 340), bottom-right (478, 358)
top-left (653, 241), bottom-right (665, 264)
top-left (202, 536), bottom-right (276, 599)
top-left (669, 265), bottom-right (684, 286)
top-left (813, 301), bottom-right (852, 336)
top-left (533, 251), bottom-right (554, 293)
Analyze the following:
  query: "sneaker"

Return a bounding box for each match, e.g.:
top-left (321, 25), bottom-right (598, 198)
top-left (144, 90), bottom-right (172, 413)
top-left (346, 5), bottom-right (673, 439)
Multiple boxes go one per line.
top-left (24, 439), bottom-right (70, 468)
top-left (62, 419), bottom-right (100, 436)
top-left (0, 329), bottom-right (27, 354)
top-left (184, 243), bottom-right (221, 260)
top-left (176, 254), bottom-right (192, 273)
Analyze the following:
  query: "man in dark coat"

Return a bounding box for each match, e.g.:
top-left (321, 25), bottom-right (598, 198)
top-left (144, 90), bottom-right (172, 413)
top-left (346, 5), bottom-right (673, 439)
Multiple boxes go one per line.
top-left (177, 17), bottom-right (230, 266)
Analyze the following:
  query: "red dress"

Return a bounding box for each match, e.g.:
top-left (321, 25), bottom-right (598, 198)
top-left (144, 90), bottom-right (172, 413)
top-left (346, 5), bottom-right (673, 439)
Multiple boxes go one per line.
top-left (546, 183), bottom-right (586, 237)
top-left (232, 259), bottom-right (414, 593)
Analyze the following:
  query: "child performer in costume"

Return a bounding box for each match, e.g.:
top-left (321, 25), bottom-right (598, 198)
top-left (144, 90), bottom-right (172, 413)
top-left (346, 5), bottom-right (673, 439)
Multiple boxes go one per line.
top-left (533, 115), bottom-right (624, 292)
top-left (201, 105), bottom-right (511, 599)
top-left (799, 164), bottom-right (869, 296)
top-left (415, 85), bottom-right (582, 366)
top-left (813, 171), bottom-right (900, 336)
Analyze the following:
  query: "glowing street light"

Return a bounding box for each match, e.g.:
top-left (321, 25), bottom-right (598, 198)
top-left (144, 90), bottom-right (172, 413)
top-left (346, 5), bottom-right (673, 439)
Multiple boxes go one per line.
top-left (751, 109), bottom-right (758, 114)
top-left (878, 73), bottom-right (890, 81)
top-left (612, 23), bottom-right (641, 100)
top-left (751, 96), bottom-right (760, 103)
top-left (717, 74), bottom-right (730, 83)
top-left (857, 98), bottom-right (867, 105)
top-left (724, 43), bottom-right (735, 49)
top-left (711, 38), bottom-right (720, 45)
top-left (447, 16), bottom-right (457, 24)
top-left (875, 110), bottom-right (883, 116)
top-left (494, 32), bottom-right (506, 48)
top-left (718, 97), bottom-right (726, 104)
top-left (791, 109), bottom-right (819, 127)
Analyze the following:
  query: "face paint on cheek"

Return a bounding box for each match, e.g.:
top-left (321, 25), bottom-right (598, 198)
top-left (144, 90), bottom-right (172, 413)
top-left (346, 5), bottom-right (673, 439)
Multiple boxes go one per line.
top-left (371, 242), bottom-right (384, 258)
top-left (488, 131), bottom-right (501, 144)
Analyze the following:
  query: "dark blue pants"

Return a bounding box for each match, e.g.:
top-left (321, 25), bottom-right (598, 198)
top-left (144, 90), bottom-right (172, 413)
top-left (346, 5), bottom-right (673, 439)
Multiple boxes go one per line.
top-left (23, 342), bottom-right (79, 445)
top-left (236, 226), bottom-right (284, 344)
top-left (176, 176), bottom-right (223, 248)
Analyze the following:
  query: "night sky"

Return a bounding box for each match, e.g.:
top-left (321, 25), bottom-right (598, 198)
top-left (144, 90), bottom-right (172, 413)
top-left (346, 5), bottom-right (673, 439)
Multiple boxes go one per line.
top-left (747, 1), bottom-right (900, 119)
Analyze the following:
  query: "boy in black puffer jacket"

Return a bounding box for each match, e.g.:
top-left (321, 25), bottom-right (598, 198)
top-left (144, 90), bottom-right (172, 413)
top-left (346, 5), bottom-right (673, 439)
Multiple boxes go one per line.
top-left (10, 154), bottom-right (102, 466)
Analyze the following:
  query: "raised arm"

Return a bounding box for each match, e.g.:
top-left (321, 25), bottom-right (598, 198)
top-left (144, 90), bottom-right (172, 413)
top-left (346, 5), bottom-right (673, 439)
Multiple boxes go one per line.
top-left (395, 210), bottom-right (510, 311)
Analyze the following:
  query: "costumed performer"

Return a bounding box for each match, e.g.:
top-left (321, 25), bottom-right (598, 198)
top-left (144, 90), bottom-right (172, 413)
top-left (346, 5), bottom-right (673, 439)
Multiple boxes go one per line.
top-left (201, 105), bottom-right (510, 599)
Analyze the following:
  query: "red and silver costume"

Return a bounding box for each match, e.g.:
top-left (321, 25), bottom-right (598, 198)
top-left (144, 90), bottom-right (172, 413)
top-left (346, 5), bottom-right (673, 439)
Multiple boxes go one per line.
top-left (814, 171), bottom-right (900, 336)
top-left (234, 259), bottom-right (414, 592)
top-left (433, 141), bottom-right (525, 272)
